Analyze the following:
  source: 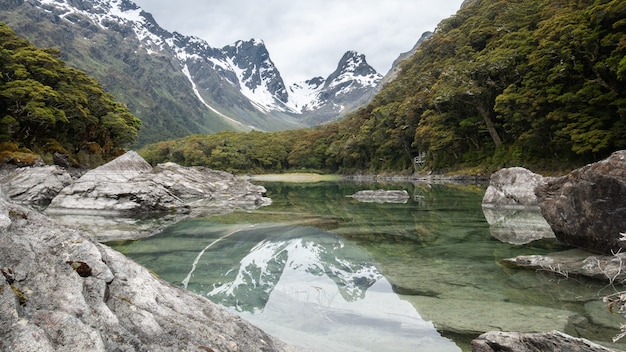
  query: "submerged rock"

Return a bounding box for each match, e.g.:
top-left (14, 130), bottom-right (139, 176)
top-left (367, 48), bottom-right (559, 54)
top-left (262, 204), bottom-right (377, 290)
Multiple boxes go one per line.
top-left (402, 295), bottom-right (577, 336)
top-left (347, 189), bottom-right (410, 203)
top-left (482, 167), bottom-right (546, 208)
top-left (0, 191), bottom-right (297, 351)
top-left (501, 249), bottom-right (626, 284)
top-left (471, 330), bottom-right (616, 352)
top-left (536, 150), bottom-right (626, 254)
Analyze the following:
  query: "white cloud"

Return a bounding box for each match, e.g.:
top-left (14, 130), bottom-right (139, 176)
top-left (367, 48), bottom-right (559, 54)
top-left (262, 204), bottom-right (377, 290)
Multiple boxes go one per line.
top-left (132, 0), bottom-right (465, 84)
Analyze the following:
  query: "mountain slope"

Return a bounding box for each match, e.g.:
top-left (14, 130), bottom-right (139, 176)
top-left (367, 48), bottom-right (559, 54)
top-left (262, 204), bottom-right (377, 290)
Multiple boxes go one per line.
top-left (0, 0), bottom-right (381, 146)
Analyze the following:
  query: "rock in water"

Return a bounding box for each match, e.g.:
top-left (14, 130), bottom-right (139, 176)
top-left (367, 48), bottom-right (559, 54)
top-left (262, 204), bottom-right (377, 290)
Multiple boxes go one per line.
top-left (47, 151), bottom-right (183, 214)
top-left (46, 151), bottom-right (270, 216)
top-left (482, 167), bottom-right (546, 208)
top-left (536, 150), bottom-right (626, 254)
top-left (347, 189), bottom-right (410, 203)
top-left (0, 190), bottom-right (297, 351)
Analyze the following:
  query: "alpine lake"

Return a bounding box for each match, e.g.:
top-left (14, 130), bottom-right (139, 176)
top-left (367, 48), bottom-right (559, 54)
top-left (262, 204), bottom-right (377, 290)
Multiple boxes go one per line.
top-left (106, 180), bottom-right (626, 352)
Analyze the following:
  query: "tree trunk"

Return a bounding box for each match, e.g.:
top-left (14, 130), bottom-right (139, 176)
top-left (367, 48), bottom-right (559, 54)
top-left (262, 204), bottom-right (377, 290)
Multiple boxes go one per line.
top-left (477, 104), bottom-right (502, 147)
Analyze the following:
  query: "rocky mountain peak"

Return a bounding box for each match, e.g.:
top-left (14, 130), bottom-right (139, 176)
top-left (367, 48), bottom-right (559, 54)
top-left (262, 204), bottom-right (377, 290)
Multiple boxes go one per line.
top-left (330, 50), bottom-right (379, 80)
top-left (325, 50), bottom-right (381, 88)
top-left (221, 38), bottom-right (290, 109)
top-left (285, 50), bottom-right (382, 124)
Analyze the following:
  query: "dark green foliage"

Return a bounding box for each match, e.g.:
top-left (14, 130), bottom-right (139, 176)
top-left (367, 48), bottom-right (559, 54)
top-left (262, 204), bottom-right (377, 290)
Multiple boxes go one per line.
top-left (143, 0), bottom-right (626, 174)
top-left (0, 23), bottom-right (140, 165)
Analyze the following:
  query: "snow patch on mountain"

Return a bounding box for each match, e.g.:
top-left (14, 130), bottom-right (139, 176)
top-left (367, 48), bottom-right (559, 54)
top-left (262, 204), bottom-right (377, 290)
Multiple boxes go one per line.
top-left (287, 77), bottom-right (326, 112)
top-left (38, 0), bottom-right (165, 50)
top-left (181, 65), bottom-right (251, 129)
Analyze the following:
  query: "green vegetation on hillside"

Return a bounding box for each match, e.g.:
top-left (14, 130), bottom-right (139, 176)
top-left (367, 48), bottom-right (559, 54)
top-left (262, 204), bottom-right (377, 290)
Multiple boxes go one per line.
top-left (145, 0), bottom-right (625, 174)
top-left (0, 23), bottom-right (140, 166)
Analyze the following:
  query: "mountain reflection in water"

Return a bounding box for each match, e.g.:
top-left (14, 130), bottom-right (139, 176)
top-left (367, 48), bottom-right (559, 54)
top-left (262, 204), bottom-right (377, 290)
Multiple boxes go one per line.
top-left (146, 222), bottom-right (459, 351)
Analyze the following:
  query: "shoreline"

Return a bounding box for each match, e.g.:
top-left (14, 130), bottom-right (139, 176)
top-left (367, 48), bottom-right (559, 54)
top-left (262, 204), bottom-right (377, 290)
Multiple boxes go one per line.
top-left (243, 173), bottom-right (343, 183)
top-left (244, 172), bottom-right (490, 183)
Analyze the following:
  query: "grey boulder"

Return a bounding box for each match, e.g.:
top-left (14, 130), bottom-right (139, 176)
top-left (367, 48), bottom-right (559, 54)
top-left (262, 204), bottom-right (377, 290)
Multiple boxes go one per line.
top-left (0, 165), bottom-right (72, 209)
top-left (536, 150), bottom-right (626, 254)
top-left (482, 167), bottom-right (546, 208)
top-left (45, 151), bottom-right (270, 215)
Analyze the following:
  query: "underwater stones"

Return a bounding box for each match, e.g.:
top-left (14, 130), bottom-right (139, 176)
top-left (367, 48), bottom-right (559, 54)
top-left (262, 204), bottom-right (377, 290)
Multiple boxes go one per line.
top-left (471, 331), bottom-right (616, 352)
top-left (402, 296), bottom-right (577, 336)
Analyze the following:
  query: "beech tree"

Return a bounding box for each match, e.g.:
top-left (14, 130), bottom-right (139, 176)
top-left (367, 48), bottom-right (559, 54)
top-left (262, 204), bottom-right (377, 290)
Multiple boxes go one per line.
top-left (0, 23), bottom-right (141, 165)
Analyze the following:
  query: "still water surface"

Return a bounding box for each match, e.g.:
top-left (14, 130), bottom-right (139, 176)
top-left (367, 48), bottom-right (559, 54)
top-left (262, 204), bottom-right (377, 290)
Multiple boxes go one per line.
top-left (108, 181), bottom-right (626, 352)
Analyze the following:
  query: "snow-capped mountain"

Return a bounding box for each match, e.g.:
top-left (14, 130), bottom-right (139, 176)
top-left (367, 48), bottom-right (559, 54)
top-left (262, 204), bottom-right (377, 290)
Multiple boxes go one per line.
top-left (288, 51), bottom-right (383, 124)
top-left (1, 0), bottom-right (383, 144)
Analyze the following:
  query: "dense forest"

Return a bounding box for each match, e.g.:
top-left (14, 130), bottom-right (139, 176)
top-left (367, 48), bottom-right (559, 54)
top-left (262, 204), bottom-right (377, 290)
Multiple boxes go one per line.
top-left (140, 0), bottom-right (626, 174)
top-left (0, 23), bottom-right (141, 167)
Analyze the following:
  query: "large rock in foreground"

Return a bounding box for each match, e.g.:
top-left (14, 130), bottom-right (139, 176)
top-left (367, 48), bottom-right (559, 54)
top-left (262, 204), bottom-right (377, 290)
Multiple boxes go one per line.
top-left (471, 331), bottom-right (616, 352)
top-left (536, 151), bottom-right (626, 254)
top-left (0, 193), bottom-right (297, 352)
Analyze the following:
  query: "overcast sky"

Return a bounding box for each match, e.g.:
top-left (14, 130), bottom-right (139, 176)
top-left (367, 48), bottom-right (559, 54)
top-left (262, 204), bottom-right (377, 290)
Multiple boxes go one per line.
top-left (131, 0), bottom-right (465, 84)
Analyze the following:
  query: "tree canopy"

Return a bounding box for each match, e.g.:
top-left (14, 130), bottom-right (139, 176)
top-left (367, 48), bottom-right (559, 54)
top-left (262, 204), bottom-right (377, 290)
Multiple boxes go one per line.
top-left (141, 0), bottom-right (626, 174)
top-left (0, 23), bottom-right (141, 166)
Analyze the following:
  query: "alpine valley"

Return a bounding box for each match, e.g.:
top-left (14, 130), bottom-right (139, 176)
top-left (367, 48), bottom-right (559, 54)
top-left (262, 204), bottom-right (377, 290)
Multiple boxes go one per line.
top-left (0, 0), bottom-right (384, 146)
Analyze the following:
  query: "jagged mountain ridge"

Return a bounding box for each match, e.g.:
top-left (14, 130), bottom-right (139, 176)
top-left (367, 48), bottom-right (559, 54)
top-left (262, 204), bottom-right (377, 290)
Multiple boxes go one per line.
top-left (0, 0), bottom-right (382, 145)
top-left (289, 51), bottom-right (384, 125)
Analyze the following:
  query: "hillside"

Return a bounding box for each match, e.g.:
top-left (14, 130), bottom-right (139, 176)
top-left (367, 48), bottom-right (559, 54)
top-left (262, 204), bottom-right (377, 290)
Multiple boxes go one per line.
top-left (355, 0), bottom-right (626, 171)
top-left (0, 23), bottom-right (140, 167)
top-left (139, 0), bottom-right (626, 174)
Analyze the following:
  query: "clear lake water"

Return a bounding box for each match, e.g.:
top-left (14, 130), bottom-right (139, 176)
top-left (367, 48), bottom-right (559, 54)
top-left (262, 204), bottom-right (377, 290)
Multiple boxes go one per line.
top-left (107, 181), bottom-right (626, 352)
